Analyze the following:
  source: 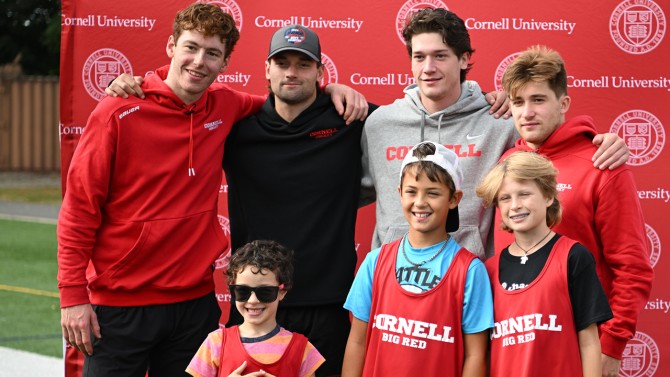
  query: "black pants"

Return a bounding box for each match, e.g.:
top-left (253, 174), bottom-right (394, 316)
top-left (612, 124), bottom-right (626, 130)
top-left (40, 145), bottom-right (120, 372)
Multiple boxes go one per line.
top-left (84, 293), bottom-right (221, 377)
top-left (228, 302), bottom-right (350, 377)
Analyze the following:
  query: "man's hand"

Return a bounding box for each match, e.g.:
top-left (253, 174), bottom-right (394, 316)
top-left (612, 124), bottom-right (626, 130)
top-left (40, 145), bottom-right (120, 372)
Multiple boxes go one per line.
top-left (601, 353), bottom-right (621, 377)
top-left (592, 133), bottom-right (629, 170)
top-left (324, 83), bottom-right (369, 125)
top-left (228, 361), bottom-right (277, 377)
top-left (105, 74), bottom-right (145, 99)
top-left (61, 304), bottom-right (101, 356)
top-left (485, 90), bottom-right (511, 119)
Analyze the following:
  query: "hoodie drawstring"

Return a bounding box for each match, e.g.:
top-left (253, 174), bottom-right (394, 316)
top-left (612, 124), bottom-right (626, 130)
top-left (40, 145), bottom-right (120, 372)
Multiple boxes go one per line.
top-left (186, 106), bottom-right (196, 177)
top-left (436, 113), bottom-right (444, 144)
top-left (420, 112), bottom-right (445, 143)
top-left (420, 113), bottom-right (425, 142)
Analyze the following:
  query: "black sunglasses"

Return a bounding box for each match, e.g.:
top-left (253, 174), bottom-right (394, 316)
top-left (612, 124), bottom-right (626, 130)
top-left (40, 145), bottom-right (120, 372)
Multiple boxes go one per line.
top-left (228, 284), bottom-right (284, 303)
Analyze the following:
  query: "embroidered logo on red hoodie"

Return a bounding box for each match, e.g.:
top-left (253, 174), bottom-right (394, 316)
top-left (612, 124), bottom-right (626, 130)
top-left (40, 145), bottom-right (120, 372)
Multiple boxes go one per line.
top-left (204, 119), bottom-right (223, 131)
top-left (118, 105), bottom-right (140, 120)
top-left (556, 183), bottom-right (573, 192)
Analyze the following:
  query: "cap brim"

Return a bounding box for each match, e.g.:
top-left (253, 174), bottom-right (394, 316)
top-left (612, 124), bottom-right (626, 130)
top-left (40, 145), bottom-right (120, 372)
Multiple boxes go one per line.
top-left (446, 206), bottom-right (460, 233)
top-left (267, 47), bottom-right (320, 62)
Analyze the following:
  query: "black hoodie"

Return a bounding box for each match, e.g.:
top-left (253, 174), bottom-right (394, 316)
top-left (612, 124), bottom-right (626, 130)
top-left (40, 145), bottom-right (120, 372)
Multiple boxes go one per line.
top-left (224, 91), bottom-right (370, 306)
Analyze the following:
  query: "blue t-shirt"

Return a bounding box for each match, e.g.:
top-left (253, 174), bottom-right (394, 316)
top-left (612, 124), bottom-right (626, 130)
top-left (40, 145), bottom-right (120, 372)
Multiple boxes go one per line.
top-left (344, 236), bottom-right (494, 334)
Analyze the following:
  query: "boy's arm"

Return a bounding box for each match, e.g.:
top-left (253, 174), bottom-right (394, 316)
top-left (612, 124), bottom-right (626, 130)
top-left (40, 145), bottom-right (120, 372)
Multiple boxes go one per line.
top-left (104, 74), bottom-right (368, 124)
top-left (595, 170), bottom-right (652, 365)
top-left (591, 133), bottom-right (629, 170)
top-left (105, 73), bottom-right (144, 99)
top-left (341, 317), bottom-right (368, 377)
top-left (358, 127), bottom-right (376, 208)
top-left (186, 331), bottom-right (221, 377)
top-left (462, 331), bottom-right (488, 377)
top-left (484, 90), bottom-right (511, 119)
top-left (578, 324), bottom-right (602, 377)
top-left (601, 354), bottom-right (621, 377)
top-left (58, 106), bottom-right (117, 355)
top-left (323, 83), bottom-right (369, 124)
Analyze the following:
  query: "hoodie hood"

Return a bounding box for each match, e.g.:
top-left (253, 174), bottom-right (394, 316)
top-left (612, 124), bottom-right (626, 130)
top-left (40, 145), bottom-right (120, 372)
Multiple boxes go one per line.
top-left (255, 90), bottom-right (332, 134)
top-left (145, 65), bottom-right (212, 176)
top-left (513, 115), bottom-right (597, 158)
top-left (147, 65), bottom-right (208, 115)
top-left (403, 80), bottom-right (491, 143)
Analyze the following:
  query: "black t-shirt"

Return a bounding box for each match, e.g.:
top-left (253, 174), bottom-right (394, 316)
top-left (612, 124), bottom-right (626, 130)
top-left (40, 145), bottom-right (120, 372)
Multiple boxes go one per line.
top-left (498, 234), bottom-right (613, 331)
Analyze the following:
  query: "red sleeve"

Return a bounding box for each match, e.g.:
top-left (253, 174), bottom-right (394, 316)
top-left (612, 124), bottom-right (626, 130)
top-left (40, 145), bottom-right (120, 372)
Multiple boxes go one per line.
top-left (595, 169), bottom-right (654, 358)
top-left (227, 89), bottom-right (264, 122)
top-left (57, 103), bottom-right (116, 307)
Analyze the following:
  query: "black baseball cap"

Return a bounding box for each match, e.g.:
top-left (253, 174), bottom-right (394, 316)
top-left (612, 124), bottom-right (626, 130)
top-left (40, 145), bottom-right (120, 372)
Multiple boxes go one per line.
top-left (268, 25), bottom-right (321, 63)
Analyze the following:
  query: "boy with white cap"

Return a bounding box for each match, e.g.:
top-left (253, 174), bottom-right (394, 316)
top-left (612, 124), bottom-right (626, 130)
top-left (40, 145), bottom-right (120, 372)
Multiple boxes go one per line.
top-left (342, 141), bottom-right (493, 376)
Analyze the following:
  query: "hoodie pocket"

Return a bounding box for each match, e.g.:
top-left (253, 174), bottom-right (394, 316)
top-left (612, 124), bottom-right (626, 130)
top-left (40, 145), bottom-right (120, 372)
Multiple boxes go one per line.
top-left (90, 212), bottom-right (228, 292)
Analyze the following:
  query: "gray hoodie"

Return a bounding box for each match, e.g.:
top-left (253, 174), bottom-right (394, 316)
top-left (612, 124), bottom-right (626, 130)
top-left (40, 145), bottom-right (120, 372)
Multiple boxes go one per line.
top-left (361, 81), bottom-right (517, 259)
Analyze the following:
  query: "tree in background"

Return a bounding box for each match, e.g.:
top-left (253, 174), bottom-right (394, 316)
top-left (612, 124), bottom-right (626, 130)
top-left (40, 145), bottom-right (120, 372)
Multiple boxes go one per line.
top-left (0, 0), bottom-right (60, 75)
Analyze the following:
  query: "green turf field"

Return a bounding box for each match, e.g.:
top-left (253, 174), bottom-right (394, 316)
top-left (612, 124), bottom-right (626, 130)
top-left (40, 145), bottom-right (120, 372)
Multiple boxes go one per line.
top-left (0, 187), bottom-right (61, 204)
top-left (0, 218), bottom-right (62, 358)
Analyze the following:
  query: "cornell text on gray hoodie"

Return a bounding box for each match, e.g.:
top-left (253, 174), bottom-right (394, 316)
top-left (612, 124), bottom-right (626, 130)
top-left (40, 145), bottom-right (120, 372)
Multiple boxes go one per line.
top-left (361, 81), bottom-right (518, 259)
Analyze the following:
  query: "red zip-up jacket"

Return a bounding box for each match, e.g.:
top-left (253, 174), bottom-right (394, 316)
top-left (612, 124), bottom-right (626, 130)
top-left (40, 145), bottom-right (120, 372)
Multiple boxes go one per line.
top-left (57, 71), bottom-right (263, 307)
top-left (495, 115), bottom-right (653, 358)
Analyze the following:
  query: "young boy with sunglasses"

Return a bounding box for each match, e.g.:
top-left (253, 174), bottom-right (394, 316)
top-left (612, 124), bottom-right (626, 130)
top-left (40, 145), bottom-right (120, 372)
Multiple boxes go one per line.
top-left (187, 240), bottom-right (324, 377)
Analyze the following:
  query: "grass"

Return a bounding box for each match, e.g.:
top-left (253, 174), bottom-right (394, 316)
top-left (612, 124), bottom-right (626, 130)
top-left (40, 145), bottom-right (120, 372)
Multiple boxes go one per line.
top-left (0, 187), bottom-right (62, 204)
top-left (0, 218), bottom-right (62, 358)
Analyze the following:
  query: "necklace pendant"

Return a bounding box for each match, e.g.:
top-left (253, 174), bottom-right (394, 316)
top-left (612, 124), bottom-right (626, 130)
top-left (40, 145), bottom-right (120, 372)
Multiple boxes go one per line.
top-left (520, 255), bottom-right (528, 264)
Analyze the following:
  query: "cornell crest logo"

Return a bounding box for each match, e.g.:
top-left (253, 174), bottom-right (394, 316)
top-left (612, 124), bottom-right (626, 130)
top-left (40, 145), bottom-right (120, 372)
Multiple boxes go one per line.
top-left (610, 0), bottom-right (666, 54)
top-left (320, 52), bottom-right (339, 85)
top-left (214, 214), bottom-right (231, 270)
top-left (494, 52), bottom-right (522, 92)
top-left (610, 110), bottom-right (665, 166)
top-left (396, 0), bottom-right (448, 44)
top-left (646, 224), bottom-right (661, 268)
top-left (82, 48), bottom-right (133, 101)
top-left (620, 332), bottom-right (659, 376)
top-left (205, 0), bottom-right (243, 31)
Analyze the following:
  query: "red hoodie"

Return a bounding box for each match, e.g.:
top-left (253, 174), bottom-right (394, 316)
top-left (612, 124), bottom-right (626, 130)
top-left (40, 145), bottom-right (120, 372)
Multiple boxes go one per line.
top-left (57, 70), bottom-right (263, 307)
top-left (495, 115), bottom-right (653, 358)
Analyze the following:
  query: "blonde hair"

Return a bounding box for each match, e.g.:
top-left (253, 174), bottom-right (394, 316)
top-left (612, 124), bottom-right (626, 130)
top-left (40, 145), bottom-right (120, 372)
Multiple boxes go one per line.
top-left (476, 151), bottom-right (561, 232)
top-left (502, 45), bottom-right (567, 99)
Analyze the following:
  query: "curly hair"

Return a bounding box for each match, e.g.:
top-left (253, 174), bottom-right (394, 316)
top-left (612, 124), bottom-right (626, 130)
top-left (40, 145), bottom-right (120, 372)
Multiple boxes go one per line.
top-left (226, 240), bottom-right (294, 291)
top-left (402, 7), bottom-right (474, 83)
top-left (173, 3), bottom-right (240, 59)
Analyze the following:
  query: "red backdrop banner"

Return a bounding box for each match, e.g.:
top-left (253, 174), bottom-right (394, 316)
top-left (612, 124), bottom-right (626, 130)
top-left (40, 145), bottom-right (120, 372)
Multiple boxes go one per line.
top-left (60, 1), bottom-right (668, 375)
